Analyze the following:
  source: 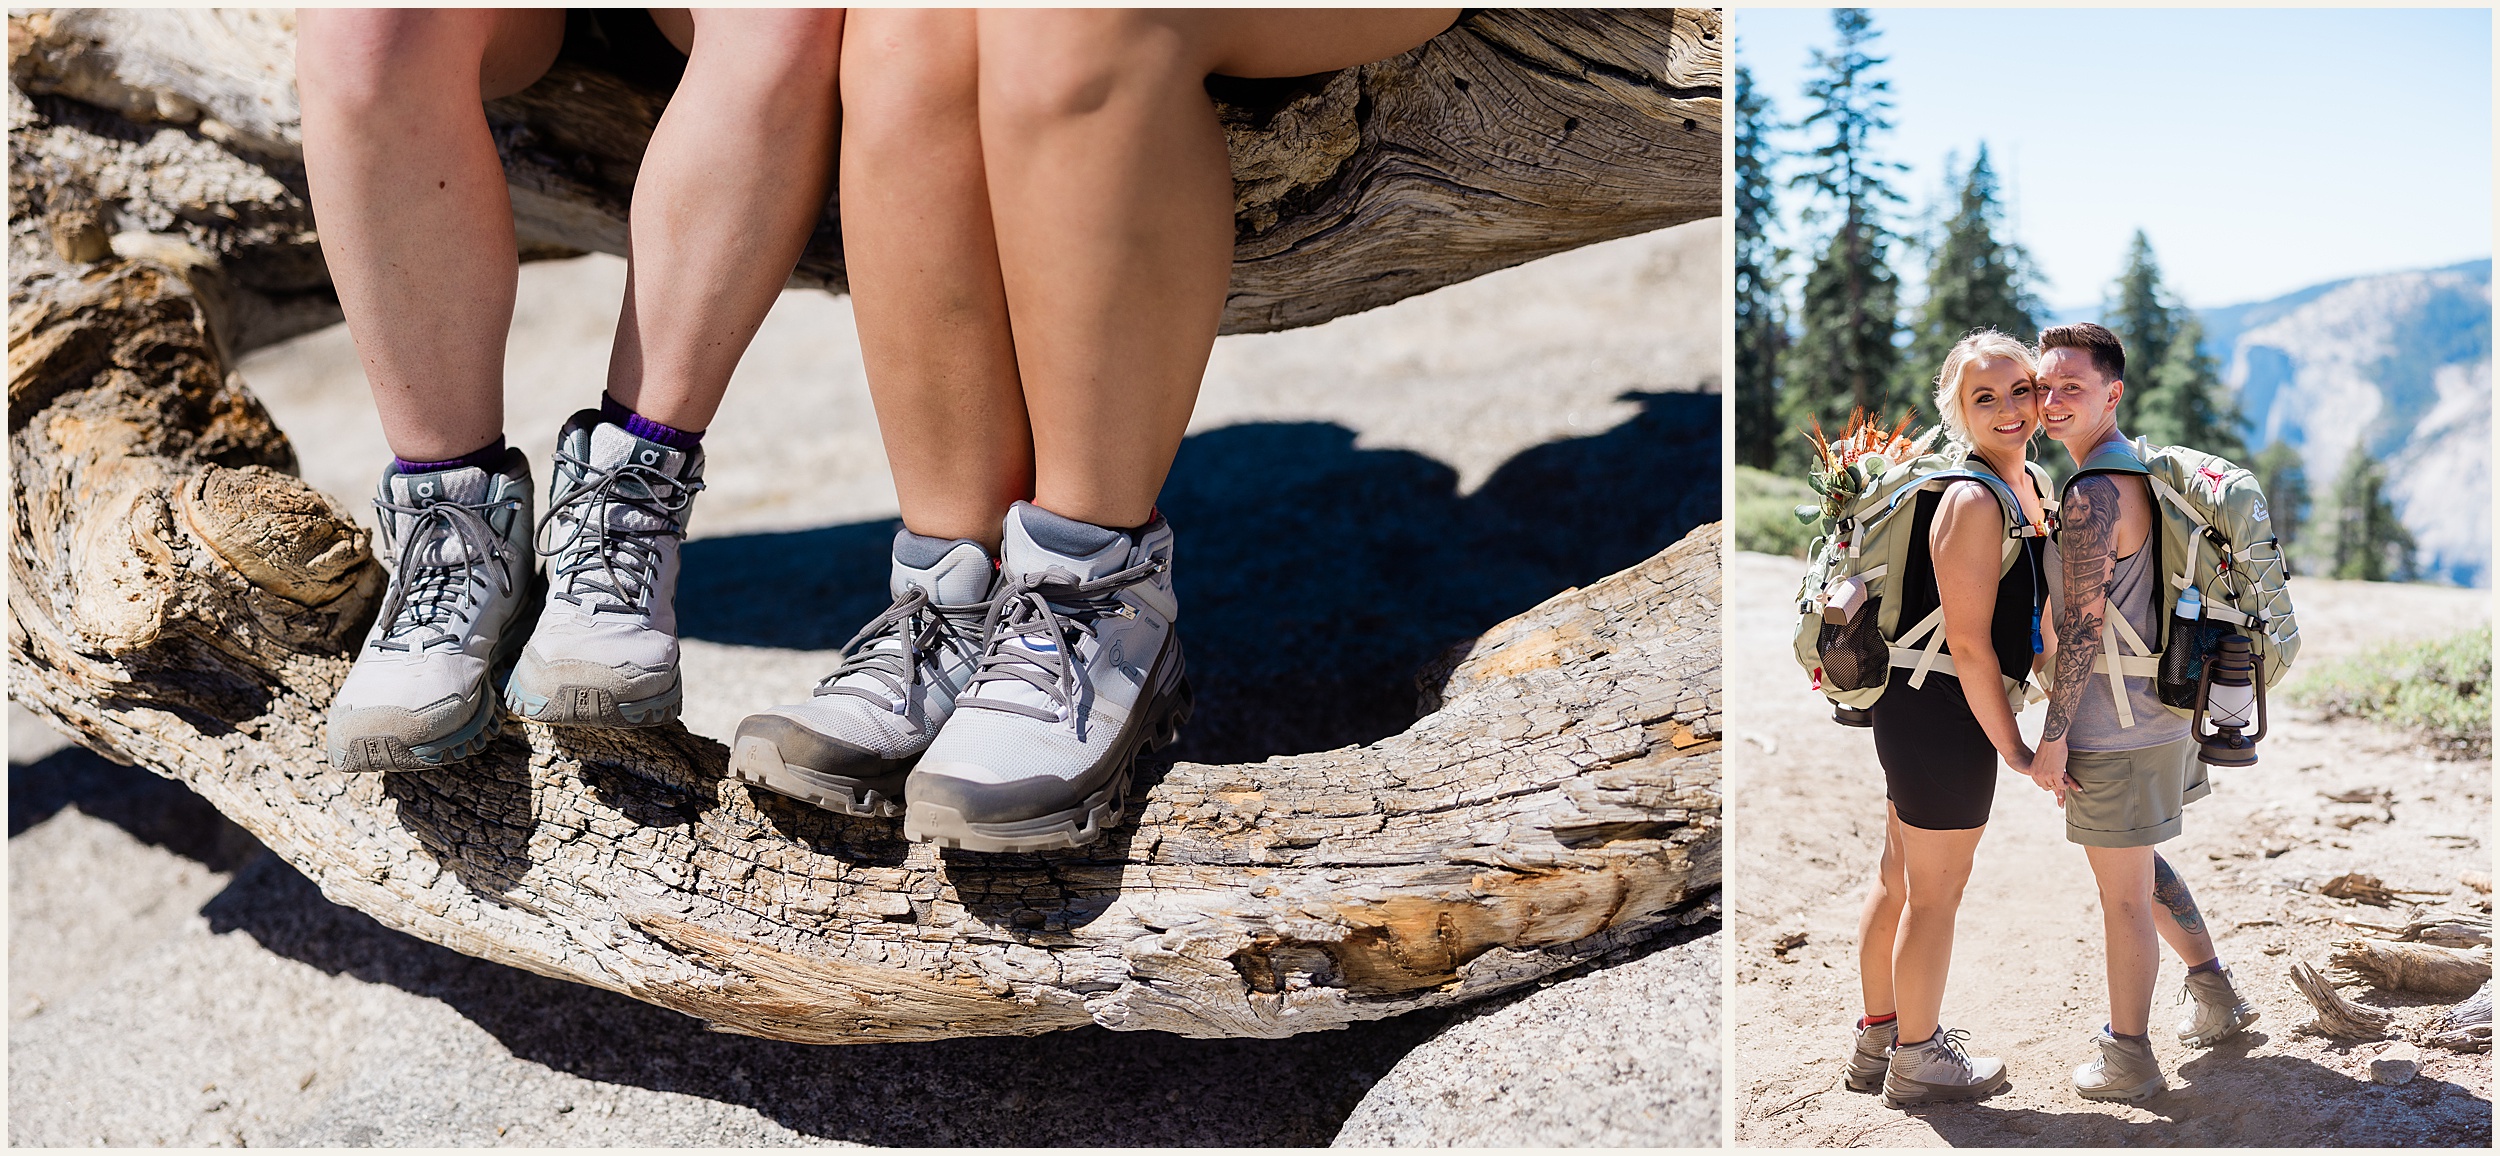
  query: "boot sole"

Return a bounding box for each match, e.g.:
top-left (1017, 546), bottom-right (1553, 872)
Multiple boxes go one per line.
top-left (727, 736), bottom-right (909, 819)
top-left (1844, 1067), bottom-right (1886, 1094)
top-left (505, 678), bottom-right (682, 728)
top-left (2074, 1074), bottom-right (2167, 1103)
top-left (904, 658), bottom-right (1193, 854)
top-left (329, 687), bottom-right (503, 773)
top-left (1880, 1069), bottom-right (2010, 1109)
top-left (2179, 1007), bottom-right (2259, 1048)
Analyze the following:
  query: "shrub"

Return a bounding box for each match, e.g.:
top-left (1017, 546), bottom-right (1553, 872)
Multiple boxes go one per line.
top-left (2291, 625), bottom-right (2492, 758)
top-left (1734, 465), bottom-right (1817, 557)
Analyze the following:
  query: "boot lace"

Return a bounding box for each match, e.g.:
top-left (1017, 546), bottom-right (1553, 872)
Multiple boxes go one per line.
top-left (372, 495), bottom-right (518, 652)
top-left (1930, 1028), bottom-right (1978, 1072)
top-left (814, 587), bottom-right (994, 713)
top-left (535, 445), bottom-right (702, 616)
top-left (957, 555), bottom-right (1167, 737)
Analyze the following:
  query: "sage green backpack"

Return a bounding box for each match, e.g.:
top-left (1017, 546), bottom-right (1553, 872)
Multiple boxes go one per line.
top-left (2060, 437), bottom-right (2300, 725)
top-left (1790, 448), bottom-right (2056, 723)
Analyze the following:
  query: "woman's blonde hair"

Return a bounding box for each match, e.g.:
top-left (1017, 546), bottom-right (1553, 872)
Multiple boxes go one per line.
top-left (1931, 328), bottom-right (2036, 446)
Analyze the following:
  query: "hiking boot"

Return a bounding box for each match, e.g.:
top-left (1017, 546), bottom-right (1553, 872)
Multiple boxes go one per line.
top-left (326, 450), bottom-right (538, 772)
top-left (505, 410), bottom-right (704, 727)
top-left (729, 532), bottom-right (999, 817)
top-left (2176, 966), bottom-right (2260, 1047)
top-left (903, 502), bottom-right (1191, 853)
top-left (1844, 1018), bottom-right (1897, 1093)
top-left (2073, 1027), bottom-right (2168, 1102)
top-left (1880, 1027), bottom-right (2009, 1108)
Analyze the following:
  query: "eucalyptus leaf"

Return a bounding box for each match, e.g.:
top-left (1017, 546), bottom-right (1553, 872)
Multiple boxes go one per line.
top-left (1794, 503), bottom-right (1822, 525)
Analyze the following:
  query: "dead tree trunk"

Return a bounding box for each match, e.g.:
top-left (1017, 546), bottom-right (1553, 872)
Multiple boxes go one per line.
top-left (7, 8), bottom-right (1722, 1043)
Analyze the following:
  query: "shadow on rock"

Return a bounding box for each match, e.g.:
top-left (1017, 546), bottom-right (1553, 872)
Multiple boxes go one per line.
top-left (199, 849), bottom-right (1453, 1145)
top-left (1909, 1046), bottom-right (2491, 1147)
top-left (9, 744), bottom-right (263, 871)
top-left (678, 391), bottom-right (1720, 766)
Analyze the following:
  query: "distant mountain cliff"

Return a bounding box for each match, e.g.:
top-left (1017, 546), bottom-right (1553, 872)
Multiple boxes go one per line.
top-left (2203, 259), bottom-right (2492, 588)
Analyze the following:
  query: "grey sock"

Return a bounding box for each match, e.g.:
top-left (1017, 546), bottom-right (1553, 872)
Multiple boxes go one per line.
top-left (1017, 503), bottom-right (1123, 558)
top-left (893, 528), bottom-right (981, 569)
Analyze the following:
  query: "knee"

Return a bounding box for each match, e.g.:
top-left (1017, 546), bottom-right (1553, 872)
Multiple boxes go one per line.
top-left (296, 9), bottom-right (494, 116)
top-left (978, 10), bottom-right (1201, 128)
top-left (688, 8), bottom-right (844, 83)
top-left (1903, 866), bottom-right (1974, 911)
top-left (842, 13), bottom-right (976, 150)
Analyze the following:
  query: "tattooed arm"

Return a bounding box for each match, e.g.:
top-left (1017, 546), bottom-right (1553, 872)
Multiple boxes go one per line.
top-left (2033, 473), bottom-right (2121, 797)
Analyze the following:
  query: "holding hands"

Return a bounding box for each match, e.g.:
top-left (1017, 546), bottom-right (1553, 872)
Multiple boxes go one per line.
top-left (2027, 738), bottom-right (2077, 805)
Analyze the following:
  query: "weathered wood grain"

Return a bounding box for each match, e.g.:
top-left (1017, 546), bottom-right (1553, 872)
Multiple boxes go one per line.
top-left (6, 266), bottom-right (1718, 1038)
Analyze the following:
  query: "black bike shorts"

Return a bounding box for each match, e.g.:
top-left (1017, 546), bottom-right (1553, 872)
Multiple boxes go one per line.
top-left (1869, 673), bottom-right (1999, 831)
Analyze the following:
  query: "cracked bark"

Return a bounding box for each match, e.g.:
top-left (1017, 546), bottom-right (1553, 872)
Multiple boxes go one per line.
top-left (7, 7), bottom-right (1721, 1042)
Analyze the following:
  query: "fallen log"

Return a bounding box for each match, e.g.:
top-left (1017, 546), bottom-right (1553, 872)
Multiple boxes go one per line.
top-left (7, 8), bottom-right (1722, 1043)
top-left (2340, 906), bottom-right (2493, 949)
top-left (2327, 939), bottom-right (2494, 999)
top-left (2425, 982), bottom-right (2492, 1053)
top-left (2289, 962), bottom-right (2396, 1040)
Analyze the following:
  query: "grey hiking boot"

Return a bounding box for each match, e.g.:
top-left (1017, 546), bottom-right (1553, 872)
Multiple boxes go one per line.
top-left (2177, 966), bottom-right (2260, 1047)
top-left (2073, 1027), bottom-right (2167, 1102)
top-left (506, 410), bottom-right (704, 727)
top-left (326, 450), bottom-right (537, 772)
top-left (1845, 1018), bottom-right (1897, 1093)
top-left (903, 502), bottom-right (1191, 853)
top-left (729, 532), bottom-right (999, 817)
top-left (1881, 1027), bottom-right (2009, 1108)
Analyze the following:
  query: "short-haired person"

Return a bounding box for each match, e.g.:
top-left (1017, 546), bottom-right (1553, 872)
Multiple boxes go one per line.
top-left (1844, 330), bottom-right (2048, 1106)
top-left (2032, 322), bottom-right (2261, 1102)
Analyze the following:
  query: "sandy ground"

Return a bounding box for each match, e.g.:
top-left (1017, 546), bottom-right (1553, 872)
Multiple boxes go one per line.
top-left (1729, 550), bottom-right (2494, 1147)
top-left (9, 221), bottom-right (1722, 1146)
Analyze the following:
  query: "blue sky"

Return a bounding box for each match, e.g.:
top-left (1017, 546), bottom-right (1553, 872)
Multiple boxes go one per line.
top-left (1737, 8), bottom-right (2494, 311)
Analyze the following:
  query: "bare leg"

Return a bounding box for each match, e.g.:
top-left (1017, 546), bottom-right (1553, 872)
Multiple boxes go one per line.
top-left (840, 8), bottom-right (1030, 552)
top-left (2086, 844), bottom-right (2163, 1036)
top-left (2150, 851), bottom-right (2219, 968)
top-left (607, 8), bottom-right (846, 432)
top-left (972, 9), bottom-right (1456, 529)
top-left (1890, 822), bottom-right (1985, 1044)
top-left (1857, 805), bottom-right (1910, 1018)
top-left (296, 9), bottom-right (566, 461)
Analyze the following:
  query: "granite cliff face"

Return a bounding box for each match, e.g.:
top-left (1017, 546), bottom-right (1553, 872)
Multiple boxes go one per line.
top-left (2206, 259), bottom-right (2493, 587)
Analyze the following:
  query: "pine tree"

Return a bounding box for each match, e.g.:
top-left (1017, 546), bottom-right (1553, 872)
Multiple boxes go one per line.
top-left (2104, 231), bottom-right (2245, 459)
top-left (1732, 61), bottom-right (1790, 471)
top-left (2106, 231), bottom-right (2180, 433)
top-left (2253, 440), bottom-right (2310, 573)
top-left (2138, 312), bottom-right (2247, 461)
top-left (1896, 145), bottom-right (2042, 415)
top-left (2330, 449), bottom-right (2417, 582)
top-left (1779, 9), bottom-right (1907, 468)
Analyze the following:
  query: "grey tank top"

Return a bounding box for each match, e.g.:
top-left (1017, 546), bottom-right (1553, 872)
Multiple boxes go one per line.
top-left (2045, 533), bottom-right (2193, 751)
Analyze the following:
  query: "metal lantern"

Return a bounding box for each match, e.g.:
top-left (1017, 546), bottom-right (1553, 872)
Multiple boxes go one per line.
top-left (2191, 632), bottom-right (2267, 767)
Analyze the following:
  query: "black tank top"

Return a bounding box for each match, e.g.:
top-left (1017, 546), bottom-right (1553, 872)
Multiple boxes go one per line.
top-left (1890, 480), bottom-right (2045, 682)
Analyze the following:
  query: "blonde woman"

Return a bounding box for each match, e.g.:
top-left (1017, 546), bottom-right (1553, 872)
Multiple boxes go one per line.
top-left (1844, 329), bottom-right (2050, 1107)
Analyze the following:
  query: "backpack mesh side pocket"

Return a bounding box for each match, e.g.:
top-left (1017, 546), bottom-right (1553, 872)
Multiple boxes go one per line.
top-left (1817, 596), bottom-right (1889, 692)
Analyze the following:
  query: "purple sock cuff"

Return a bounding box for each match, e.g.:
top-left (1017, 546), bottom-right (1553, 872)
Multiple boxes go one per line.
top-left (395, 437), bottom-right (506, 475)
top-left (600, 393), bottom-right (703, 451)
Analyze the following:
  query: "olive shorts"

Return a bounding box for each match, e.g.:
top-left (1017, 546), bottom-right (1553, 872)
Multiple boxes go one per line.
top-left (2064, 738), bottom-right (2209, 848)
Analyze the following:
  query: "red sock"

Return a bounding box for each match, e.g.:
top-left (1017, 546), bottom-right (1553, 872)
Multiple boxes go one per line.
top-left (1857, 1012), bottom-right (1898, 1030)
